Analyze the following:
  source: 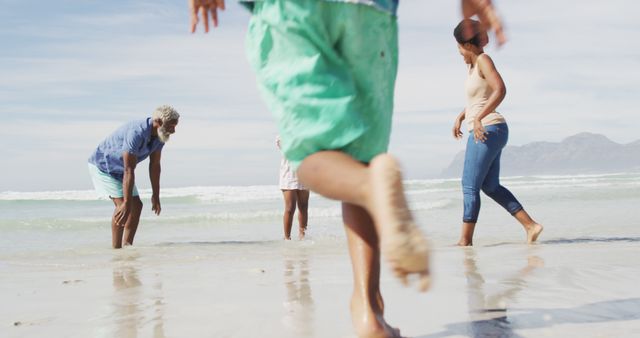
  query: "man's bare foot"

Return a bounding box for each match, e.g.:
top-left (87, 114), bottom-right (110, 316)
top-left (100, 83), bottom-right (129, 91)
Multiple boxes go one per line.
top-left (369, 154), bottom-right (431, 291)
top-left (526, 223), bottom-right (543, 244)
top-left (351, 294), bottom-right (402, 338)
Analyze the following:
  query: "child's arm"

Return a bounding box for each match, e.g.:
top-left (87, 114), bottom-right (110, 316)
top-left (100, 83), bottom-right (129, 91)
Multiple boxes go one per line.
top-left (189, 0), bottom-right (226, 33)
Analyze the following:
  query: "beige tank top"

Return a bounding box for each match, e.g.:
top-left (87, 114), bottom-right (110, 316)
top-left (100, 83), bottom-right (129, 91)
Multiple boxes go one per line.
top-left (465, 57), bottom-right (506, 131)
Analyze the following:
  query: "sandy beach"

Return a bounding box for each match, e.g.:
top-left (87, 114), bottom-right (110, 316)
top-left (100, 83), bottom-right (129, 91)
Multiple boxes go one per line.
top-left (2, 239), bottom-right (640, 337)
top-left (2, 0), bottom-right (639, 336)
top-left (2, 174), bottom-right (640, 337)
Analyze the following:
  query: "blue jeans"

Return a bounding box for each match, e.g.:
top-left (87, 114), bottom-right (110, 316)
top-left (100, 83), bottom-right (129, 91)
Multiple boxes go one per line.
top-left (462, 123), bottom-right (523, 223)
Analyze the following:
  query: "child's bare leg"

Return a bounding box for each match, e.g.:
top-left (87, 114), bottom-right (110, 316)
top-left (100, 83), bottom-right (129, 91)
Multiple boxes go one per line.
top-left (282, 190), bottom-right (297, 240)
top-left (297, 151), bottom-right (369, 205)
top-left (369, 155), bottom-right (431, 289)
top-left (298, 151), bottom-right (430, 289)
top-left (296, 189), bottom-right (310, 239)
top-left (513, 209), bottom-right (543, 244)
top-left (457, 222), bottom-right (476, 246)
top-left (343, 203), bottom-right (400, 338)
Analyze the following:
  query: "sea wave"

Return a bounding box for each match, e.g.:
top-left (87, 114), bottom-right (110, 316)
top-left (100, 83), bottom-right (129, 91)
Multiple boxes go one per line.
top-left (1, 172), bottom-right (637, 202)
top-left (0, 198), bottom-right (455, 230)
top-left (0, 185), bottom-right (283, 202)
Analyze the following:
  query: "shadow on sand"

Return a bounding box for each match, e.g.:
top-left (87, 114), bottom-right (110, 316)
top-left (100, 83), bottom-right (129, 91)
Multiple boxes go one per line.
top-left (155, 240), bottom-right (279, 247)
top-left (484, 236), bottom-right (640, 248)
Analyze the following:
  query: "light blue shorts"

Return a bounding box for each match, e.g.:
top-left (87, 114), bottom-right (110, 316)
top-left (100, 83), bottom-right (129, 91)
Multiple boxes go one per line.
top-left (87, 163), bottom-right (139, 199)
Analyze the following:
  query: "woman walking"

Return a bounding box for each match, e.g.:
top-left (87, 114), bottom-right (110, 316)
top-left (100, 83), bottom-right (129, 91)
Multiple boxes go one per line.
top-left (452, 19), bottom-right (543, 246)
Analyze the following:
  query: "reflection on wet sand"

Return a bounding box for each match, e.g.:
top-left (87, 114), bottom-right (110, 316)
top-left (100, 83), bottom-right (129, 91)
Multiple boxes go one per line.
top-left (463, 249), bottom-right (544, 338)
top-left (110, 252), bottom-right (167, 338)
top-left (112, 263), bottom-right (142, 338)
top-left (282, 251), bottom-right (315, 337)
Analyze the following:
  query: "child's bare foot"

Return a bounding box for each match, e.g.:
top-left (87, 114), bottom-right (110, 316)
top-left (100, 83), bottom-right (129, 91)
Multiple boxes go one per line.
top-left (527, 255), bottom-right (544, 268)
top-left (351, 294), bottom-right (402, 338)
top-left (457, 239), bottom-right (472, 246)
top-left (369, 154), bottom-right (431, 291)
top-left (526, 223), bottom-right (543, 244)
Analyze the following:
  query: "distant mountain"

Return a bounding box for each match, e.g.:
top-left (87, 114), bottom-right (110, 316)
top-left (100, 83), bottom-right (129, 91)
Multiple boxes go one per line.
top-left (441, 132), bottom-right (640, 177)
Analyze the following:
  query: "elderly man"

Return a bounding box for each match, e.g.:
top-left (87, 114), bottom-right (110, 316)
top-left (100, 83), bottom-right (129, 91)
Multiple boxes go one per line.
top-left (88, 105), bottom-right (180, 248)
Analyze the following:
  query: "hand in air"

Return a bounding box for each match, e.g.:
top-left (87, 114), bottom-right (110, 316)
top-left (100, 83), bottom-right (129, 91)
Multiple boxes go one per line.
top-left (461, 0), bottom-right (507, 46)
top-left (189, 0), bottom-right (226, 33)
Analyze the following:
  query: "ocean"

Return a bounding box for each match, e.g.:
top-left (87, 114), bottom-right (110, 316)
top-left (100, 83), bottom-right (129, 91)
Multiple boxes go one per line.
top-left (2, 172), bottom-right (638, 253)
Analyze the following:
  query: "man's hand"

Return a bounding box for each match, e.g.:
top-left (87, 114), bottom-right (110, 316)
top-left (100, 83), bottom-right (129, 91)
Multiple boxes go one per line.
top-left (152, 195), bottom-right (161, 215)
top-left (114, 202), bottom-right (131, 227)
top-left (461, 0), bottom-right (506, 46)
top-left (189, 0), bottom-right (226, 33)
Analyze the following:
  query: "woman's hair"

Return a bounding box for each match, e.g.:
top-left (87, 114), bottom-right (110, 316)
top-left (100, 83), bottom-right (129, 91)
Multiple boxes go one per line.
top-left (453, 19), bottom-right (486, 47)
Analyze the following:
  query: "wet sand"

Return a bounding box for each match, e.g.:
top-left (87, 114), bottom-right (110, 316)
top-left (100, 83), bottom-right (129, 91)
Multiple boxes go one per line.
top-left (2, 237), bottom-right (639, 337)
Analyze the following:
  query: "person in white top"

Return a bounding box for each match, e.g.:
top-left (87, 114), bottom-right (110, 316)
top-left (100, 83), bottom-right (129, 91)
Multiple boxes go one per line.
top-left (452, 19), bottom-right (543, 246)
top-left (277, 136), bottom-right (310, 240)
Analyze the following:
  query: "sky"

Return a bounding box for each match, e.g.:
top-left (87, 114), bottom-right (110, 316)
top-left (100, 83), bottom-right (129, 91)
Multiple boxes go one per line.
top-left (1, 0), bottom-right (639, 191)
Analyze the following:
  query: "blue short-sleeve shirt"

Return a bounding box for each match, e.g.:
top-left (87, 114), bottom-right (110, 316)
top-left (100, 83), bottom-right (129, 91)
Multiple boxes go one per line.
top-left (88, 118), bottom-right (164, 181)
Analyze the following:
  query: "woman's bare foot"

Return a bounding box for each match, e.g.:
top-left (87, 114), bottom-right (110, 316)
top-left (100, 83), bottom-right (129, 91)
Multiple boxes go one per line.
top-left (369, 154), bottom-right (431, 291)
top-left (351, 294), bottom-right (402, 338)
top-left (513, 210), bottom-right (543, 244)
top-left (526, 223), bottom-right (543, 244)
top-left (298, 226), bottom-right (307, 240)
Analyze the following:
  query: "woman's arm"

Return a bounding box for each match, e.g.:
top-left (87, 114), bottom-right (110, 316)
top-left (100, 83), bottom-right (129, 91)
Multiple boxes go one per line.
top-left (453, 109), bottom-right (466, 139)
top-left (475, 54), bottom-right (506, 122)
top-left (472, 54), bottom-right (506, 142)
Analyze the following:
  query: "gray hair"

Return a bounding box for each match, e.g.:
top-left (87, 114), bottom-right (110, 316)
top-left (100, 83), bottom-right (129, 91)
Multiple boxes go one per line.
top-left (152, 105), bottom-right (180, 122)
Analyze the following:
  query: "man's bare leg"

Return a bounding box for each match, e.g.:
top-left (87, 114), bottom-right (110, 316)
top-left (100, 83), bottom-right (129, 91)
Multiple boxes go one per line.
top-left (297, 151), bottom-right (430, 289)
top-left (296, 189), bottom-right (310, 239)
top-left (282, 190), bottom-right (297, 240)
top-left (513, 209), bottom-right (543, 244)
top-left (343, 203), bottom-right (400, 338)
top-left (457, 222), bottom-right (476, 246)
top-left (111, 198), bottom-right (125, 249)
top-left (122, 196), bottom-right (143, 246)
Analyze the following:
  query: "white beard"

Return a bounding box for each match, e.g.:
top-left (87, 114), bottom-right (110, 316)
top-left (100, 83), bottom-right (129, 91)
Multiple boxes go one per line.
top-left (158, 127), bottom-right (171, 143)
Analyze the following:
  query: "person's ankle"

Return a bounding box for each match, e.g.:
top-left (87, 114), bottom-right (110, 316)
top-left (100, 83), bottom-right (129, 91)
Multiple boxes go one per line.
top-left (457, 239), bottom-right (472, 246)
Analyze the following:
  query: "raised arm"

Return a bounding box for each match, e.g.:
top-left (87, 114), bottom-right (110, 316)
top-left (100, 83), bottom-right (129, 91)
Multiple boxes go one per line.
top-left (461, 0), bottom-right (506, 46)
top-left (149, 149), bottom-right (162, 215)
top-left (189, 0), bottom-right (226, 33)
